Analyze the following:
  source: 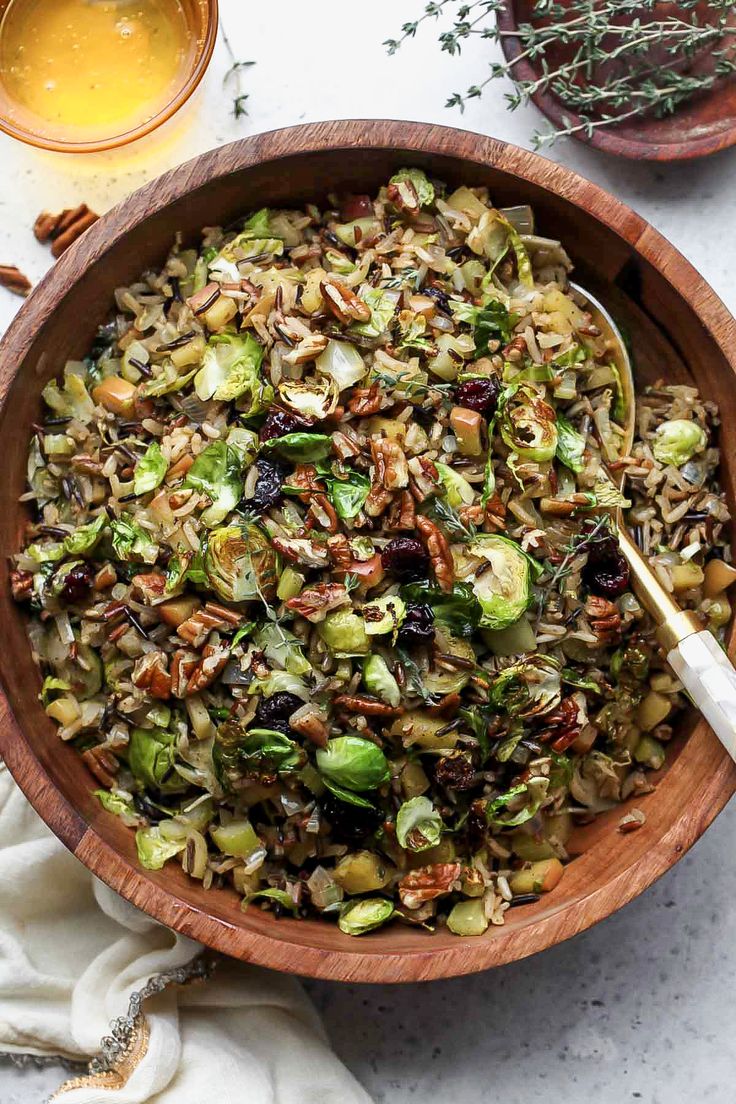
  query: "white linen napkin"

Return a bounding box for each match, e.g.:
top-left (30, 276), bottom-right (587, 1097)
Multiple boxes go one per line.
top-left (0, 762), bottom-right (371, 1103)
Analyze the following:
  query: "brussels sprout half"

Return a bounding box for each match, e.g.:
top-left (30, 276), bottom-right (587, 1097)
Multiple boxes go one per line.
top-left (316, 735), bottom-right (390, 793)
top-left (468, 534), bottom-right (537, 630)
top-left (652, 419), bottom-right (707, 468)
top-left (500, 387), bottom-right (558, 462)
top-left (204, 522), bottom-right (279, 603)
top-left (396, 796), bottom-right (444, 852)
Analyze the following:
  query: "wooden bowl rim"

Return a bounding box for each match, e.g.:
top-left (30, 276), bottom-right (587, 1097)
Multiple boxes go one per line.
top-left (496, 2), bottom-right (736, 162)
top-left (1, 118), bottom-right (735, 982)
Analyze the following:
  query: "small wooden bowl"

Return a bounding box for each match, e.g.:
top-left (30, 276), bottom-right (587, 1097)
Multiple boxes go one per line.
top-left (0, 120), bottom-right (735, 982)
top-left (497, 1), bottom-right (736, 161)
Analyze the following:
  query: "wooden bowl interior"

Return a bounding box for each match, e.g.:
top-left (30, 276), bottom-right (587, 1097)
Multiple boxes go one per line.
top-left (0, 130), bottom-right (734, 980)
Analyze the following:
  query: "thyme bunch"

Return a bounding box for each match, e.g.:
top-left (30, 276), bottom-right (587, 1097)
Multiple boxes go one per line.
top-left (386, 0), bottom-right (736, 148)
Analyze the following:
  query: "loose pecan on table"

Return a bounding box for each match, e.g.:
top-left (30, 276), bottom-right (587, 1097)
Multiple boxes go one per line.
top-left (0, 265), bottom-right (31, 298)
top-left (34, 204), bottom-right (100, 258)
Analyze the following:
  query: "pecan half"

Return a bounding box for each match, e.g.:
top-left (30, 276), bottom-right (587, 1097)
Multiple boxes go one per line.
top-left (398, 862), bottom-right (462, 910)
top-left (286, 582), bottom-right (350, 623)
top-left (271, 536), bottom-right (330, 568)
top-left (387, 179), bottom-right (420, 216)
top-left (170, 649), bottom-right (199, 698)
top-left (186, 644), bottom-right (230, 695)
top-left (289, 708), bottom-right (329, 748)
top-left (371, 437), bottom-right (408, 491)
top-left (0, 265), bottom-right (31, 298)
top-left (407, 456), bottom-right (440, 502)
top-left (537, 695), bottom-right (582, 753)
top-left (348, 384), bottom-right (382, 416)
top-left (131, 572), bottom-right (167, 605)
top-left (385, 490), bottom-right (416, 531)
top-left (321, 279), bottom-right (371, 324)
top-left (177, 601), bottom-right (243, 647)
top-left (416, 515), bottom-right (454, 592)
top-left (284, 463), bottom-right (323, 500)
top-left (585, 595), bottom-right (622, 644)
top-left (81, 745), bottom-right (119, 788)
top-left (9, 569), bottom-right (33, 601)
top-left (132, 651), bottom-right (172, 700)
top-left (334, 694), bottom-right (404, 717)
top-left (332, 430), bottom-right (362, 460)
top-left (307, 493), bottom-right (339, 533)
top-left (364, 485), bottom-right (393, 518)
top-left (282, 332), bottom-right (329, 366)
top-left (35, 204), bottom-right (100, 258)
top-left (327, 533), bottom-right (353, 570)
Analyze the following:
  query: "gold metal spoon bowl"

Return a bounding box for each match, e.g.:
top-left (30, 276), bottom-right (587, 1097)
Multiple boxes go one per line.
top-left (571, 282), bottom-right (736, 761)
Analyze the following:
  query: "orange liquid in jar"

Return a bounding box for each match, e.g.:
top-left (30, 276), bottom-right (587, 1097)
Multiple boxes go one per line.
top-left (0, 0), bottom-right (193, 143)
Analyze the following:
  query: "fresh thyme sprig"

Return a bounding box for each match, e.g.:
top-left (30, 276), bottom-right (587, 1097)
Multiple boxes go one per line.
top-left (535, 514), bottom-right (610, 626)
top-left (428, 496), bottom-right (478, 542)
top-left (372, 368), bottom-right (454, 400)
top-left (221, 24), bottom-right (255, 119)
top-left (396, 647), bottom-right (439, 704)
top-left (386, 0), bottom-right (736, 148)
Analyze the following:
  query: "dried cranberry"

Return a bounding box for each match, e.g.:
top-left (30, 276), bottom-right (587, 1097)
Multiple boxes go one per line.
top-left (259, 408), bottom-right (305, 443)
top-left (582, 535), bottom-right (630, 599)
top-left (321, 792), bottom-right (383, 844)
top-left (58, 562), bottom-right (95, 604)
top-left (250, 458), bottom-right (287, 513)
top-left (454, 376), bottom-right (500, 416)
top-left (381, 536), bottom-right (429, 581)
top-left (434, 751), bottom-right (477, 791)
top-left (397, 602), bottom-right (435, 646)
top-left (465, 798), bottom-right (489, 852)
top-left (339, 194), bottom-right (373, 221)
top-left (255, 692), bottom-right (304, 734)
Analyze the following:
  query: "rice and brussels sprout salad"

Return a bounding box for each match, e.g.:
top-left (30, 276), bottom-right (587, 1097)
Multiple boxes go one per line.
top-left (12, 169), bottom-right (735, 939)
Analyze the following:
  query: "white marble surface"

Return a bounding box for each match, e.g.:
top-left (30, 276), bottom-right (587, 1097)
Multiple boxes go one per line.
top-left (2, 1), bottom-right (736, 1099)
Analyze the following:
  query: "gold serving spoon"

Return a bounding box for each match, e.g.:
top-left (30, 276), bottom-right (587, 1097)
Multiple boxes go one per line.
top-left (570, 282), bottom-right (736, 763)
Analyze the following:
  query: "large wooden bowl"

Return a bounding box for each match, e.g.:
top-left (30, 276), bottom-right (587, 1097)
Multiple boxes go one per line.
top-left (0, 121), bottom-right (734, 983)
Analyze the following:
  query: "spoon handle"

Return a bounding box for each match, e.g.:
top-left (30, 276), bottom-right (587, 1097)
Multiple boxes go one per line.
top-left (617, 527), bottom-right (736, 764)
top-left (668, 632), bottom-right (736, 763)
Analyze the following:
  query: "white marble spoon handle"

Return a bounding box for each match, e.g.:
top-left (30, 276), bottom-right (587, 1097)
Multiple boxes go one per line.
top-left (667, 631), bottom-right (736, 763)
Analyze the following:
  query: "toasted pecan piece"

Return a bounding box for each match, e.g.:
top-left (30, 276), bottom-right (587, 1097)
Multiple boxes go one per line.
top-left (0, 265), bottom-right (31, 297)
top-left (334, 694), bottom-right (404, 717)
top-left (416, 515), bottom-right (454, 592)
